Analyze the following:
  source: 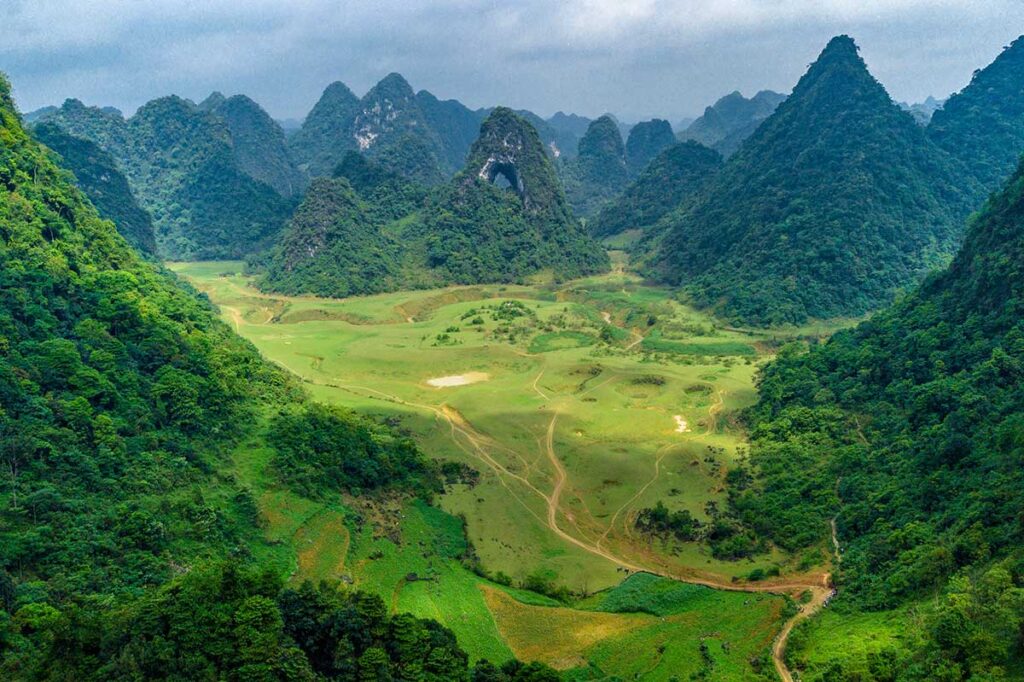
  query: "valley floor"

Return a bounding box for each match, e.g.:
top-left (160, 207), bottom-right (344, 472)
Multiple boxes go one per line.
top-left (172, 261), bottom-right (846, 680)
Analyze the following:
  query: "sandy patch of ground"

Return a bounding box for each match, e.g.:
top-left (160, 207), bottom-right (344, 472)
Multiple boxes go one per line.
top-left (674, 415), bottom-right (690, 433)
top-left (426, 371), bottom-right (490, 388)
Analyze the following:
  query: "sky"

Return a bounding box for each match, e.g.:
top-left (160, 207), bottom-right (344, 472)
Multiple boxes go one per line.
top-left (2, 0), bottom-right (1023, 124)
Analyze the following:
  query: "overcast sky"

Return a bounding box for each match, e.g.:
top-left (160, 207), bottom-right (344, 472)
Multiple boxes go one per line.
top-left (2, 0), bottom-right (1023, 124)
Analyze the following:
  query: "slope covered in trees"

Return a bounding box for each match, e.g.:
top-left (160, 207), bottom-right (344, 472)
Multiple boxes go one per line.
top-left (561, 115), bottom-right (629, 218)
top-left (32, 121), bottom-right (157, 255)
top-left (256, 109), bottom-right (607, 296)
top-left (288, 80), bottom-right (362, 177)
top-left (680, 90), bottom-right (786, 156)
top-left (42, 97), bottom-right (293, 259)
top-left (0, 72), bottom-right (563, 681)
top-left (589, 140), bottom-right (722, 238)
top-left (730, 158), bottom-right (1024, 680)
top-left (203, 92), bottom-right (306, 197)
top-left (928, 35), bottom-right (1024, 199)
top-left (653, 36), bottom-right (976, 326)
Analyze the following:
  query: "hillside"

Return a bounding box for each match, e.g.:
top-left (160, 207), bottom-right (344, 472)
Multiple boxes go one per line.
top-left (561, 115), bottom-right (629, 218)
top-left (415, 89), bottom-right (486, 171)
top-left (416, 107), bottom-right (609, 282)
top-left (42, 97), bottom-right (293, 260)
top-left (32, 121), bottom-right (157, 255)
top-left (653, 35), bottom-right (977, 326)
top-left (680, 90), bottom-right (786, 156)
top-left (928, 35), bottom-right (1024, 199)
top-left (589, 140), bottom-right (722, 238)
top-left (288, 80), bottom-right (361, 176)
top-left (624, 119), bottom-right (676, 175)
top-left (204, 93), bottom-right (306, 197)
top-left (0, 72), bottom-right (556, 682)
top-left (732, 158), bottom-right (1024, 681)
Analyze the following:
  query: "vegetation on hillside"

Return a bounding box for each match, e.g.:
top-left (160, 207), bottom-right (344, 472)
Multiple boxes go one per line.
top-left (32, 121), bottom-right (157, 255)
top-left (928, 36), bottom-right (1024, 199)
top-left (679, 90), bottom-right (786, 157)
top-left (42, 96), bottom-right (293, 259)
top-left (624, 119), bottom-right (676, 175)
top-left (561, 115), bottom-right (629, 218)
top-left (727, 160), bottom-right (1024, 678)
top-left (589, 141), bottom-right (721, 238)
top-left (652, 36), bottom-right (977, 326)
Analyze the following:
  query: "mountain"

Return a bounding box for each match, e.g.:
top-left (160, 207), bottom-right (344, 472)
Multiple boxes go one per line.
top-left (589, 140), bottom-right (721, 239)
top-left (33, 121), bottom-right (157, 255)
top-left (899, 95), bottom-right (944, 125)
top-left (415, 90), bottom-right (486, 172)
top-left (624, 119), bottom-right (676, 174)
top-left (561, 115), bottom-right (629, 218)
top-left (651, 35), bottom-right (977, 326)
top-left (257, 177), bottom-right (400, 297)
top-left (42, 97), bottom-right (293, 260)
top-left (733, 158), bottom-right (1024, 681)
top-left (928, 36), bottom-right (1024, 198)
top-left (22, 105), bottom-right (58, 123)
top-left (680, 90), bottom-right (786, 156)
top-left (204, 93), bottom-right (306, 197)
top-left (547, 111), bottom-right (593, 139)
top-left (0, 73), bottom-right (552, 681)
top-left (288, 81), bottom-right (361, 177)
top-left (415, 107), bottom-right (609, 282)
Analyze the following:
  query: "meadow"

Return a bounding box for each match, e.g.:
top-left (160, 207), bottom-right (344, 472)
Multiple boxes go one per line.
top-left (171, 261), bottom-right (836, 677)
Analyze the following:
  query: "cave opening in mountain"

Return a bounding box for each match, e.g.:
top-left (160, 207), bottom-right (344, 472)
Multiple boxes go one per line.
top-left (486, 161), bottom-right (524, 199)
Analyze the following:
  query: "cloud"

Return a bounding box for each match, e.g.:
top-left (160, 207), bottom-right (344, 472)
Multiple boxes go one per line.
top-left (1, 0), bottom-right (1022, 122)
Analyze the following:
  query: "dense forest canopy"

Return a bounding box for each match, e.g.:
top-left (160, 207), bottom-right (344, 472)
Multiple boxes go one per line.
top-left (729, 159), bottom-right (1024, 679)
top-left (560, 115), bottom-right (630, 218)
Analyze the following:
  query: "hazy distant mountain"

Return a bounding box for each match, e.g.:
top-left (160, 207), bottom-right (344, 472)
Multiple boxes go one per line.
top-left (561, 115), bottom-right (630, 218)
top-left (625, 119), bottom-right (676, 174)
top-left (33, 121), bottom-right (158, 255)
top-left (288, 81), bottom-right (362, 177)
top-left (680, 90), bottom-right (786, 157)
top-left (590, 140), bottom-right (721, 239)
top-left (414, 90), bottom-right (485, 172)
top-left (547, 111), bottom-right (592, 139)
top-left (899, 96), bottom-right (944, 125)
top-left (928, 35), bottom-right (1024, 198)
top-left (653, 35), bottom-right (977, 325)
top-left (42, 96), bottom-right (293, 259)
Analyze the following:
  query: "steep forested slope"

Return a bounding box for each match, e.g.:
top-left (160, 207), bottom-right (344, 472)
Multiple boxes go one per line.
top-left (0, 73), bottom-right (557, 682)
top-left (32, 121), bottom-right (157, 255)
top-left (928, 35), bottom-right (1024, 199)
top-left (561, 115), bottom-right (629, 218)
top-left (654, 36), bottom-right (976, 326)
top-left (205, 93), bottom-right (306, 197)
top-left (43, 97), bottom-right (293, 259)
top-left (590, 141), bottom-right (722, 238)
top-left (288, 80), bottom-right (361, 177)
top-left (415, 90), bottom-right (486, 172)
top-left (732, 159), bottom-right (1024, 681)
top-left (415, 107), bottom-right (608, 282)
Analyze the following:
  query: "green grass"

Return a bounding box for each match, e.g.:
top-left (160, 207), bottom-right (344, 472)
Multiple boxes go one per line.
top-left (529, 331), bottom-right (598, 353)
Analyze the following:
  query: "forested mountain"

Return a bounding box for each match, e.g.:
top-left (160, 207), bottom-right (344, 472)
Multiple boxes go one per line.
top-left (41, 97), bottom-right (293, 259)
top-left (732, 157), bottom-right (1024, 680)
top-left (415, 90), bottom-right (485, 172)
top-left (32, 121), bottom-right (157, 254)
top-left (414, 107), bottom-right (608, 282)
top-left (203, 93), bottom-right (306, 197)
top-left (624, 119), bottom-right (676, 175)
top-left (652, 35), bottom-right (976, 326)
top-left (561, 115), bottom-right (629, 218)
top-left (288, 80), bottom-right (362, 176)
top-left (257, 176), bottom-right (401, 297)
top-left (589, 140), bottom-right (722, 238)
top-left (928, 35), bottom-right (1024, 199)
top-left (257, 109), bottom-right (607, 296)
top-left (680, 90), bottom-right (786, 156)
top-left (547, 111), bottom-right (592, 139)
top-left (0, 72), bottom-right (555, 681)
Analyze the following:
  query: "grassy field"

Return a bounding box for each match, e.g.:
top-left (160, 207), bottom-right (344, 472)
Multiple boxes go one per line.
top-left (170, 260), bottom-right (833, 677)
